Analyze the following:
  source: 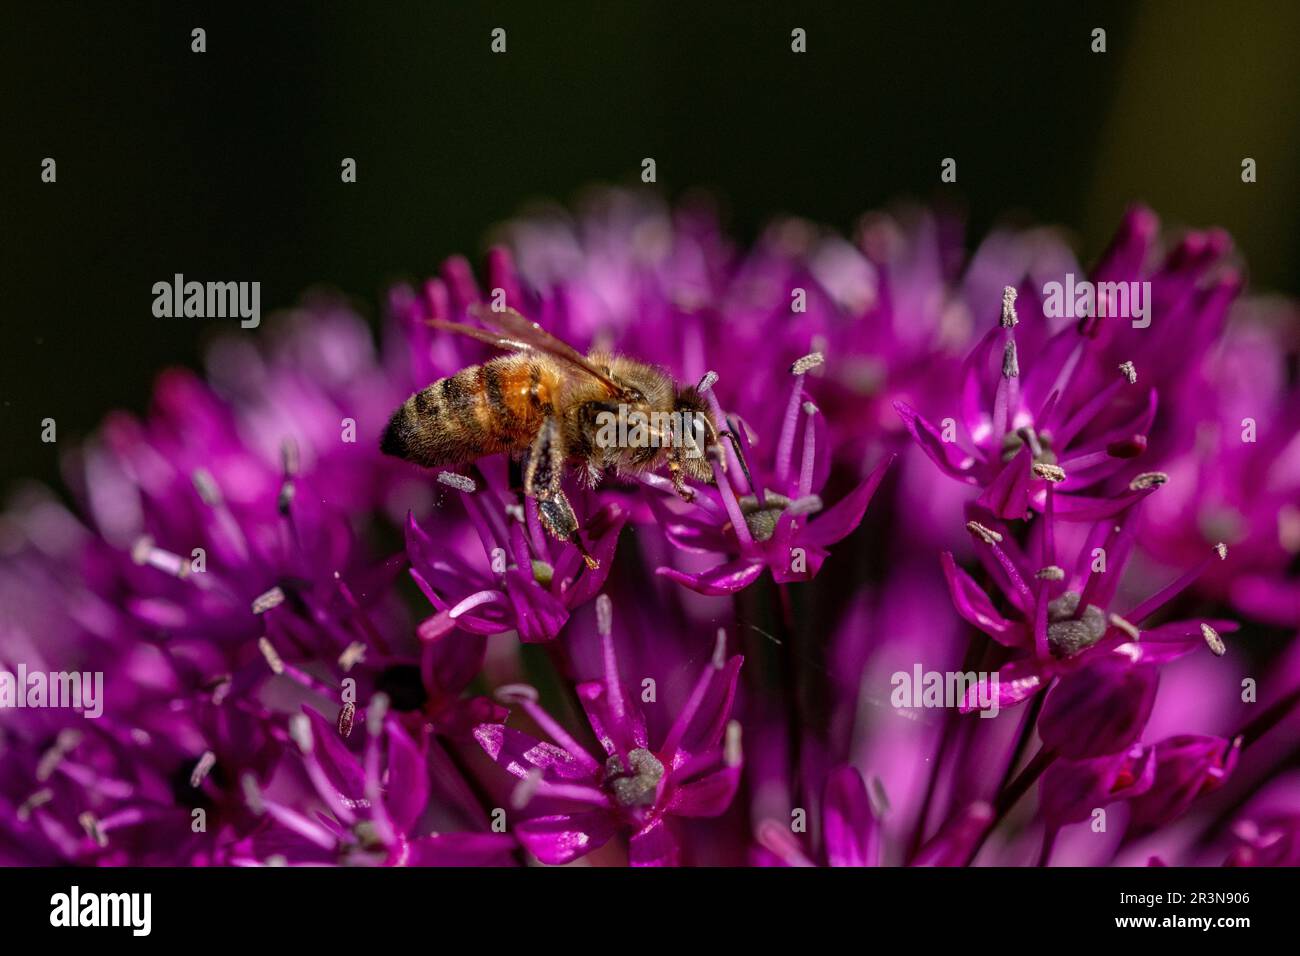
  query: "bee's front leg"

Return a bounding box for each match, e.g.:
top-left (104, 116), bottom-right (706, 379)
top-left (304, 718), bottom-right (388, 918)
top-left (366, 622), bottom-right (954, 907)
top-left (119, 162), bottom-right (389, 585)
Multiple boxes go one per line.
top-left (526, 417), bottom-right (600, 570)
top-left (666, 452), bottom-right (695, 502)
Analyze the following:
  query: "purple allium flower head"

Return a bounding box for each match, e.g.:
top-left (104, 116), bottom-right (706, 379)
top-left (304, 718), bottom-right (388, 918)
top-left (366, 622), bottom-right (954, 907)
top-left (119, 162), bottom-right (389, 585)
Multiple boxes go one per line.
top-left (3, 190), bottom-right (1299, 871)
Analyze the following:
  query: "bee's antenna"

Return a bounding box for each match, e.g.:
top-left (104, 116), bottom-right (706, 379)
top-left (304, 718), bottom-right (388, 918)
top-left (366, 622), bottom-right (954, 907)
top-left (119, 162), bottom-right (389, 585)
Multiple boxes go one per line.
top-left (722, 416), bottom-right (757, 492)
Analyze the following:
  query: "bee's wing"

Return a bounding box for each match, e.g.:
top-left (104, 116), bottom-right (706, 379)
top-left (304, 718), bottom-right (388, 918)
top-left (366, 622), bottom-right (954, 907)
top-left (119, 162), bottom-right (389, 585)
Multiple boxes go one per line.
top-left (469, 305), bottom-right (623, 396)
top-left (424, 318), bottom-right (530, 353)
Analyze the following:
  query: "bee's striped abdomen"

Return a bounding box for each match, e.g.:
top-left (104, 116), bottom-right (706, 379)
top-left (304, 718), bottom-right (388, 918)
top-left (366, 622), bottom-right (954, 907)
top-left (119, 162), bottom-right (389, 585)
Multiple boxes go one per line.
top-left (381, 355), bottom-right (556, 468)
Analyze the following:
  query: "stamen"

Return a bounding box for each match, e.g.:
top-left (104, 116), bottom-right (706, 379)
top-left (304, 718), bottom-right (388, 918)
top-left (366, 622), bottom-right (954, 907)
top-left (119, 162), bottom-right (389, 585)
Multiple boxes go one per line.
top-left (798, 402), bottom-right (818, 499)
top-left (37, 729), bottom-right (81, 782)
top-left (494, 684), bottom-right (539, 705)
top-left (1201, 623), bottom-right (1226, 657)
top-left (787, 494), bottom-right (824, 516)
top-left (366, 693), bottom-right (390, 736)
top-left (338, 701), bottom-right (356, 738)
top-left (511, 768), bottom-right (543, 810)
top-left (437, 471), bottom-right (477, 493)
top-left (966, 521), bottom-right (1004, 545)
top-left (711, 454), bottom-right (754, 548)
top-left (1108, 614), bottom-right (1141, 640)
top-left (192, 468), bottom-right (222, 506)
top-left (1035, 565), bottom-right (1065, 581)
top-left (1119, 361), bottom-right (1137, 384)
top-left (697, 370), bottom-right (719, 393)
top-left (1124, 542), bottom-right (1230, 624)
top-left (281, 437), bottom-right (300, 476)
top-left (448, 589), bottom-right (502, 619)
top-left (190, 750), bottom-right (217, 787)
top-left (712, 628), bottom-right (728, 669)
top-left (258, 636), bottom-right (285, 675)
top-left (596, 593), bottom-right (614, 638)
top-left (1129, 472), bottom-right (1169, 491)
top-left (16, 789), bottom-right (53, 822)
top-left (130, 536), bottom-right (189, 578)
top-left (289, 714), bottom-right (313, 753)
top-left (79, 811), bottom-right (108, 848)
top-left (790, 352), bottom-right (825, 375)
top-left (241, 772), bottom-right (266, 814)
top-left (207, 674), bottom-right (232, 705)
top-left (1001, 286), bottom-right (1018, 328)
top-left (1002, 340), bottom-right (1019, 379)
top-left (776, 366), bottom-right (811, 481)
top-left (252, 586), bottom-right (286, 614)
top-left (1018, 426), bottom-right (1045, 460)
top-left (869, 776), bottom-right (891, 817)
top-left (724, 720), bottom-right (743, 767)
top-left (130, 535), bottom-right (154, 565)
top-left (338, 641), bottom-right (367, 672)
top-left (1032, 463), bottom-right (1066, 483)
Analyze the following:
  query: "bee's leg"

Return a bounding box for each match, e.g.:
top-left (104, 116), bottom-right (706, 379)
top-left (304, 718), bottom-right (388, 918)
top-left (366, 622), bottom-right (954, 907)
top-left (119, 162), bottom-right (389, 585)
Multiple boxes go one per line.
top-left (526, 417), bottom-right (600, 570)
top-left (666, 450), bottom-right (695, 502)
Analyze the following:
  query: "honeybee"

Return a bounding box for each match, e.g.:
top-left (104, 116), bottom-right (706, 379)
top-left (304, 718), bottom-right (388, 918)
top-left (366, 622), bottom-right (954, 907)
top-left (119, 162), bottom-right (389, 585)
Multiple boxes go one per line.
top-left (381, 306), bottom-right (720, 568)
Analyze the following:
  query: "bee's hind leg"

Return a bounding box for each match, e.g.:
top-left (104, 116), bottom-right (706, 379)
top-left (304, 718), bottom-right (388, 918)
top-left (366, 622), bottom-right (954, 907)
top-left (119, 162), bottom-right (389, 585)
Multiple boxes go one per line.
top-left (526, 416), bottom-right (600, 570)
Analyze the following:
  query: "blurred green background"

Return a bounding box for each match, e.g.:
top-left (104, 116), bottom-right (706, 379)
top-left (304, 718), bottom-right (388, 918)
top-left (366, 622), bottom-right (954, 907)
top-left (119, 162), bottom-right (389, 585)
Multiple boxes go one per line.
top-left (2, 0), bottom-right (1298, 491)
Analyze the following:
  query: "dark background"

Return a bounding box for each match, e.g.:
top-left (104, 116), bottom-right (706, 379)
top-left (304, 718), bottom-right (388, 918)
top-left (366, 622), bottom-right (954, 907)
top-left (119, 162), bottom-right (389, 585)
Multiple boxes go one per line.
top-left (3, 0), bottom-right (1298, 493)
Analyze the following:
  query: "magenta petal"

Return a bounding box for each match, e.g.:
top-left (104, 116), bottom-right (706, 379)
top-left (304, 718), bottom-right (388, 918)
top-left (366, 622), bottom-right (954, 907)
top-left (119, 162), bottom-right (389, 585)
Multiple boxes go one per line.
top-left (666, 763), bottom-right (741, 818)
top-left (976, 445), bottom-right (1033, 520)
top-left (1038, 656), bottom-right (1158, 758)
top-left (959, 657), bottom-right (1045, 712)
top-left (1128, 735), bottom-right (1240, 834)
top-left (403, 832), bottom-right (516, 866)
top-left (800, 453), bottom-right (894, 548)
top-left (822, 765), bottom-right (878, 867)
top-left (645, 494), bottom-right (731, 553)
top-left (628, 817), bottom-right (680, 866)
top-left (503, 567), bottom-right (570, 642)
top-left (656, 557), bottom-right (765, 596)
top-left (384, 724), bottom-right (429, 832)
top-left (555, 504), bottom-right (625, 606)
top-left (421, 624), bottom-right (488, 698)
top-left (668, 654), bottom-right (744, 758)
top-left (1051, 488), bottom-right (1155, 521)
top-left (576, 678), bottom-right (648, 758)
top-left (769, 544), bottom-right (828, 583)
top-left (913, 802), bottom-right (994, 866)
top-left (302, 706), bottom-right (366, 800)
top-left (894, 402), bottom-right (973, 479)
top-left (472, 723), bottom-right (594, 781)
top-left (516, 812), bottom-right (618, 865)
top-left (941, 552), bottom-right (1019, 646)
top-left (1040, 744), bottom-right (1156, 826)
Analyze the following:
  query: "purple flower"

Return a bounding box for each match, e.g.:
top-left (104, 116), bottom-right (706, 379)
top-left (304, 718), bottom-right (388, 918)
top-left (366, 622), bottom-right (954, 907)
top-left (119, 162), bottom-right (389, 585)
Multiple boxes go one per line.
top-left (1126, 734), bottom-right (1241, 838)
top-left (472, 597), bottom-right (743, 865)
top-left (943, 499), bottom-right (1236, 713)
top-left (755, 765), bottom-right (881, 867)
top-left (234, 697), bottom-right (514, 866)
top-left (2, 191), bottom-right (1298, 871)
